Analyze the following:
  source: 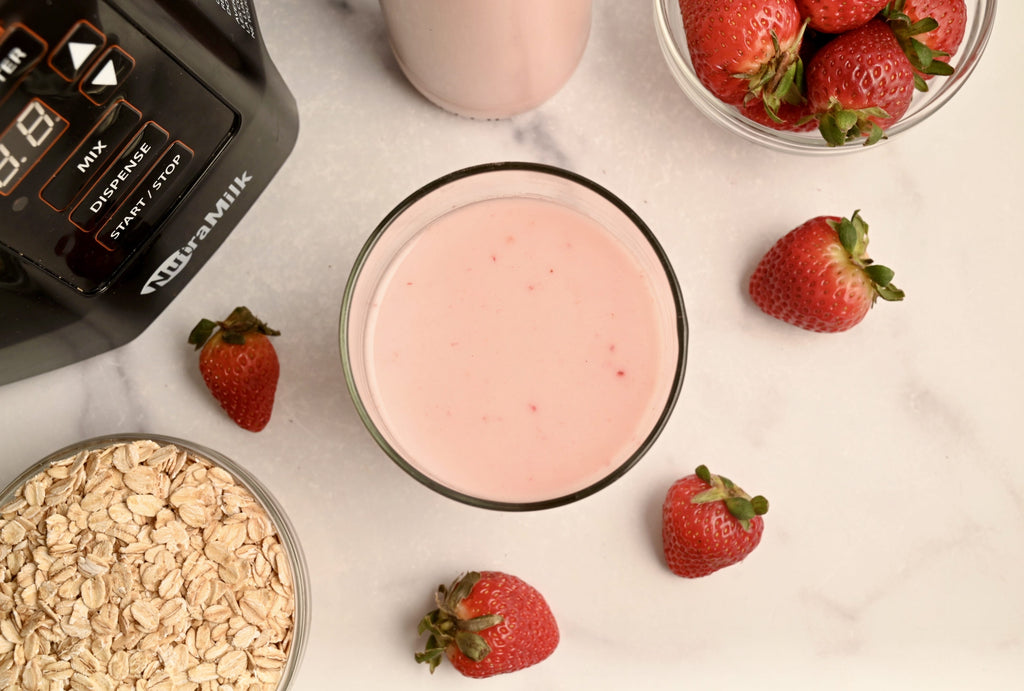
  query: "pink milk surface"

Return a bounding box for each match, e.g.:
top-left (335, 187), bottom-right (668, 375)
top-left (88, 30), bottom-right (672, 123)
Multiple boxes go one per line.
top-left (366, 196), bottom-right (672, 503)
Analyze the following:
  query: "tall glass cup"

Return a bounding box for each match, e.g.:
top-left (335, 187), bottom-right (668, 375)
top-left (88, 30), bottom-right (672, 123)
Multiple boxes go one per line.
top-left (379, 0), bottom-right (592, 119)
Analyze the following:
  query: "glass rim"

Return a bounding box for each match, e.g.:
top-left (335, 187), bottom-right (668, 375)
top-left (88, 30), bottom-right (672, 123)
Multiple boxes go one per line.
top-left (653, 0), bottom-right (998, 155)
top-left (0, 433), bottom-right (311, 689)
top-left (340, 161), bottom-right (689, 511)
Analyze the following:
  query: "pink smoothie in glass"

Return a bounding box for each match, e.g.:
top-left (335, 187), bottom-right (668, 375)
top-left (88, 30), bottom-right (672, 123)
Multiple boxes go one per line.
top-left (378, 0), bottom-right (592, 119)
top-left (365, 196), bottom-right (674, 503)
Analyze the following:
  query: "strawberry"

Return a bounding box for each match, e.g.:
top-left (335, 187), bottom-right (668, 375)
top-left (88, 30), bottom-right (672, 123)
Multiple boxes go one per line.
top-left (748, 211), bottom-right (904, 333)
top-left (678, 0), bottom-right (807, 118)
top-left (805, 19), bottom-right (916, 145)
top-left (416, 571), bottom-right (559, 678)
top-left (794, 0), bottom-right (889, 33)
top-left (884, 0), bottom-right (967, 88)
top-left (662, 465), bottom-right (769, 578)
top-left (188, 306), bottom-right (280, 432)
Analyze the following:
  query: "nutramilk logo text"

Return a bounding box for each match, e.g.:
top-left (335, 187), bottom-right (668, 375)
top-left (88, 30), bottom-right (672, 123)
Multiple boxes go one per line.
top-left (140, 171), bottom-right (253, 295)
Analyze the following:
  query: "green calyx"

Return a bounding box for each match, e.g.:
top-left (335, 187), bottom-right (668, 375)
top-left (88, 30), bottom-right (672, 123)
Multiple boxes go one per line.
top-left (827, 211), bottom-right (906, 303)
top-left (691, 465), bottom-right (768, 532)
top-left (883, 1), bottom-right (954, 91)
top-left (741, 22), bottom-right (809, 123)
top-left (815, 99), bottom-right (891, 147)
top-left (415, 572), bottom-right (504, 673)
top-left (188, 306), bottom-right (280, 349)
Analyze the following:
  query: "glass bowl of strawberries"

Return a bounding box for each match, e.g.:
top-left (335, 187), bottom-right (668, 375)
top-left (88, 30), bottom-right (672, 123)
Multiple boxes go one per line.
top-left (654, 0), bottom-right (997, 154)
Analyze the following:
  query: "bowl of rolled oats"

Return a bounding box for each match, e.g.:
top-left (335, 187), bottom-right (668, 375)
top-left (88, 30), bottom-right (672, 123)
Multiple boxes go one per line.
top-left (0, 434), bottom-right (309, 690)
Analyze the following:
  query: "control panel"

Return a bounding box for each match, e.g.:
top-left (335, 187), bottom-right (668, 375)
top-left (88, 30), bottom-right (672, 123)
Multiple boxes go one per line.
top-left (0, 0), bottom-right (298, 386)
top-left (0, 6), bottom-right (236, 293)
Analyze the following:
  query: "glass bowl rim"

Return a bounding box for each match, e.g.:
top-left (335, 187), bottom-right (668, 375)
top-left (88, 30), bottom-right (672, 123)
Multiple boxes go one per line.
top-left (652, 0), bottom-right (999, 155)
top-left (340, 161), bottom-right (689, 511)
top-left (0, 432), bottom-right (311, 689)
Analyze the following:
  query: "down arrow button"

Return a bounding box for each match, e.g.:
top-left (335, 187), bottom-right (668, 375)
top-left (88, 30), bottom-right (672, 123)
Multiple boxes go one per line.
top-left (80, 45), bottom-right (135, 105)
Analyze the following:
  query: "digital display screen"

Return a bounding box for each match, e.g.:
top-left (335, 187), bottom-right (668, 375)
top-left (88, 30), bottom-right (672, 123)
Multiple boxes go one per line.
top-left (0, 99), bottom-right (69, 196)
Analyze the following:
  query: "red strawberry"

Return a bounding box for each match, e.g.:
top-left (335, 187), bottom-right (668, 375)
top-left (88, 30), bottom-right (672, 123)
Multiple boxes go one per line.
top-left (188, 306), bottom-right (280, 432)
top-left (662, 465), bottom-right (769, 578)
top-left (794, 0), bottom-right (889, 33)
top-left (679, 0), bottom-right (806, 118)
top-left (806, 19), bottom-right (916, 145)
top-left (748, 211), bottom-right (904, 333)
top-left (884, 0), bottom-right (967, 86)
top-left (416, 571), bottom-right (559, 678)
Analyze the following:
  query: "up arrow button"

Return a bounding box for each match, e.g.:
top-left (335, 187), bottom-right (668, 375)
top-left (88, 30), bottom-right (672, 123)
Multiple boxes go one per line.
top-left (68, 42), bottom-right (97, 71)
top-left (80, 45), bottom-right (135, 105)
top-left (49, 20), bottom-right (106, 81)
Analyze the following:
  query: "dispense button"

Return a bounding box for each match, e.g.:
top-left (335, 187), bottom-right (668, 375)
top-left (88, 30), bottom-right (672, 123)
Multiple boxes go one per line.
top-left (41, 100), bottom-right (142, 211)
top-left (49, 20), bottom-right (106, 82)
top-left (80, 45), bottom-right (134, 105)
top-left (70, 121), bottom-right (169, 232)
top-left (95, 141), bottom-right (195, 252)
top-left (0, 24), bottom-right (47, 103)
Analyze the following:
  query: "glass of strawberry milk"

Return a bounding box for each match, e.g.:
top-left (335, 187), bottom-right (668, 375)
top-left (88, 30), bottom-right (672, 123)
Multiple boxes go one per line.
top-left (377, 0), bottom-right (592, 118)
top-left (342, 163), bottom-right (688, 510)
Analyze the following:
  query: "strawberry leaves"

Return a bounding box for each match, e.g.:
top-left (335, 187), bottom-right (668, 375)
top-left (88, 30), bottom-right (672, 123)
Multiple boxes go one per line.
top-left (747, 24), bottom-right (809, 124)
top-left (828, 212), bottom-right (905, 303)
top-left (816, 100), bottom-right (891, 147)
top-left (691, 465), bottom-right (769, 532)
top-left (188, 306), bottom-right (280, 349)
top-left (884, 0), bottom-right (956, 90)
top-left (416, 572), bottom-right (504, 673)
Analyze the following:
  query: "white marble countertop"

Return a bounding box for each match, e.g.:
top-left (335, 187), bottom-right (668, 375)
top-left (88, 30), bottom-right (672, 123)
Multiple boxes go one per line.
top-left (2, 0), bottom-right (1022, 688)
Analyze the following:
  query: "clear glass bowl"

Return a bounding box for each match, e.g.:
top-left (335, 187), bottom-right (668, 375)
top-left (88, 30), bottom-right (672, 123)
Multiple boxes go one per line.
top-left (341, 162), bottom-right (689, 511)
top-left (0, 434), bottom-right (310, 689)
top-left (653, 0), bottom-right (997, 154)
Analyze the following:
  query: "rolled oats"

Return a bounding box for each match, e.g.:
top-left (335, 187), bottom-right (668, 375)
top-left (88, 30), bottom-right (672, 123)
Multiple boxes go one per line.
top-left (0, 440), bottom-right (297, 689)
